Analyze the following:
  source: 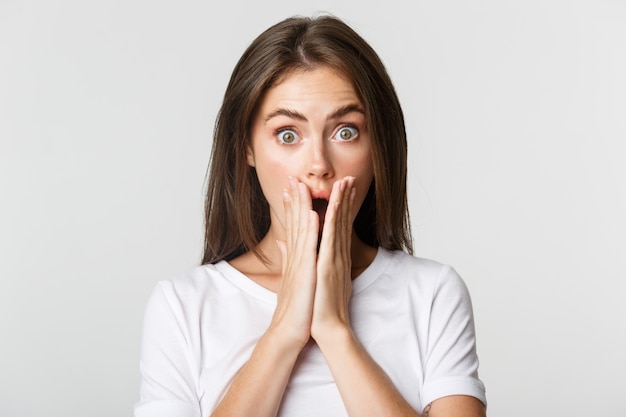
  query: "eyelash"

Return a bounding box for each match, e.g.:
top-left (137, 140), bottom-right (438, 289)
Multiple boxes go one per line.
top-left (274, 124), bottom-right (359, 145)
top-left (333, 125), bottom-right (359, 142)
top-left (275, 128), bottom-right (299, 145)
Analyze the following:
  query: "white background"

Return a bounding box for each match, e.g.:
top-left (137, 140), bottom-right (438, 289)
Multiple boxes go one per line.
top-left (1, 0), bottom-right (625, 416)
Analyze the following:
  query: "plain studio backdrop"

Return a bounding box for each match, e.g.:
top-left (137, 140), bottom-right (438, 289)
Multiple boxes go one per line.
top-left (1, 0), bottom-right (625, 416)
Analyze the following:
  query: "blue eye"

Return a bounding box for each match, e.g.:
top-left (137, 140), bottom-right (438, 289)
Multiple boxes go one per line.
top-left (277, 129), bottom-right (299, 144)
top-left (335, 126), bottom-right (358, 141)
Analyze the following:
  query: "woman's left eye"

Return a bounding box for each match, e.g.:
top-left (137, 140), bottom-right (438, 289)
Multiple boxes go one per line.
top-left (334, 126), bottom-right (358, 141)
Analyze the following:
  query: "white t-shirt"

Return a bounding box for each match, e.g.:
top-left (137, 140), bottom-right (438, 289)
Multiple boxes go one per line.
top-left (134, 248), bottom-right (486, 417)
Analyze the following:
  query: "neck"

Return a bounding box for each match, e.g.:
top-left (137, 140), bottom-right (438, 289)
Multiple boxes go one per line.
top-left (252, 229), bottom-right (376, 277)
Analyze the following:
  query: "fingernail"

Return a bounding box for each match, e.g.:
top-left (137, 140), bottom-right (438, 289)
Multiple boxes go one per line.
top-left (288, 176), bottom-right (296, 189)
top-left (283, 189), bottom-right (290, 201)
top-left (339, 179), bottom-right (346, 192)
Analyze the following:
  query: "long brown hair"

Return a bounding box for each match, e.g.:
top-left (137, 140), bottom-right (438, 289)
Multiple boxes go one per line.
top-left (202, 15), bottom-right (412, 264)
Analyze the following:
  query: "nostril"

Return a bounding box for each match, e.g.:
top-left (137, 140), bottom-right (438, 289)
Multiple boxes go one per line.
top-left (307, 149), bottom-right (333, 178)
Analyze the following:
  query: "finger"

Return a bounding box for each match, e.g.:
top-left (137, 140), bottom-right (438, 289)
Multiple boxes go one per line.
top-left (308, 209), bottom-right (320, 256)
top-left (275, 239), bottom-right (288, 272)
top-left (328, 177), bottom-right (351, 243)
top-left (287, 176), bottom-right (300, 247)
top-left (343, 184), bottom-right (356, 262)
top-left (318, 178), bottom-right (344, 255)
top-left (340, 177), bottom-right (355, 245)
top-left (283, 188), bottom-right (293, 247)
top-left (298, 181), bottom-right (313, 236)
top-left (286, 178), bottom-right (317, 265)
top-left (298, 182), bottom-right (319, 258)
top-left (336, 177), bottom-right (354, 263)
top-left (336, 177), bottom-right (348, 239)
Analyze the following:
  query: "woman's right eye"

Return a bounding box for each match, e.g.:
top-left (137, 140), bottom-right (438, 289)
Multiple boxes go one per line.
top-left (276, 129), bottom-right (300, 144)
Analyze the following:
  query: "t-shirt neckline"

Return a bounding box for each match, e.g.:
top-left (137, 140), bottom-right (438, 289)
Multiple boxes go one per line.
top-left (214, 247), bottom-right (391, 304)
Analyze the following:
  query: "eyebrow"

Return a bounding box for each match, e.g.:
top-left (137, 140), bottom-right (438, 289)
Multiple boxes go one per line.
top-left (264, 104), bottom-right (365, 123)
top-left (265, 108), bottom-right (306, 123)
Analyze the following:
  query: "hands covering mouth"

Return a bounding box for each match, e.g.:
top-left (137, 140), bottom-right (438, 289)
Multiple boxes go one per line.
top-left (274, 175), bottom-right (357, 350)
top-left (283, 176), bottom-right (356, 254)
top-left (285, 176), bottom-right (356, 234)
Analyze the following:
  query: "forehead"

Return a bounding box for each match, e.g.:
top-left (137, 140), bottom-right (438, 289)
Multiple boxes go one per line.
top-left (258, 66), bottom-right (361, 112)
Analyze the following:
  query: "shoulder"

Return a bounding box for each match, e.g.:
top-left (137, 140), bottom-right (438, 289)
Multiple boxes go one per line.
top-left (379, 249), bottom-right (464, 284)
top-left (151, 264), bottom-right (214, 296)
top-left (144, 263), bottom-right (228, 318)
top-left (373, 249), bottom-right (471, 303)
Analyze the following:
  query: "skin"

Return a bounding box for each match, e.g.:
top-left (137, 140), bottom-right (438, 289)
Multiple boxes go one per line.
top-left (213, 66), bottom-right (486, 417)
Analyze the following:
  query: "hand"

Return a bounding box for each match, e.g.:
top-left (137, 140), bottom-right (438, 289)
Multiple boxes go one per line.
top-left (269, 177), bottom-right (319, 350)
top-left (311, 176), bottom-right (356, 342)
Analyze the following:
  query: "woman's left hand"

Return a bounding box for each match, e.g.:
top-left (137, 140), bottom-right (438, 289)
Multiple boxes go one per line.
top-left (310, 176), bottom-right (356, 343)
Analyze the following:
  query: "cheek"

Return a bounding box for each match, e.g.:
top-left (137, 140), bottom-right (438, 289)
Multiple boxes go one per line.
top-left (352, 152), bottom-right (374, 190)
top-left (254, 158), bottom-right (292, 206)
top-left (259, 158), bottom-right (297, 183)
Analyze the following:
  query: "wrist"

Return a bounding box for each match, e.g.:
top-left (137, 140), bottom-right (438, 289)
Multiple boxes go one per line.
top-left (312, 322), bottom-right (355, 352)
top-left (264, 322), bottom-right (310, 355)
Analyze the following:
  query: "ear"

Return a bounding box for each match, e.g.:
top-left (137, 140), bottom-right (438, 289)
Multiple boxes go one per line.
top-left (246, 144), bottom-right (255, 167)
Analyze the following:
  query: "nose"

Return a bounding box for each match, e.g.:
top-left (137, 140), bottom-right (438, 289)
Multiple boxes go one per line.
top-left (306, 139), bottom-right (334, 179)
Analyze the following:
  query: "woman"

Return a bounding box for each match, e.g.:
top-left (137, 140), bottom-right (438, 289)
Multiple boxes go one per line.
top-left (135, 15), bottom-right (486, 417)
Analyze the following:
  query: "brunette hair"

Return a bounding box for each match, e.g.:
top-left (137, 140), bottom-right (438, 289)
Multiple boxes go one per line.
top-left (202, 14), bottom-right (412, 264)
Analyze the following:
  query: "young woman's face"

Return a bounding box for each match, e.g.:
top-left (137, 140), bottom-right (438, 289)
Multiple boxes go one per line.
top-left (247, 66), bottom-right (374, 235)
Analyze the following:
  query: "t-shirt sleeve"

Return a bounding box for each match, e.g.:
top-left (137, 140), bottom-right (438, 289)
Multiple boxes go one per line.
top-left (420, 265), bottom-right (487, 408)
top-left (134, 281), bottom-right (201, 417)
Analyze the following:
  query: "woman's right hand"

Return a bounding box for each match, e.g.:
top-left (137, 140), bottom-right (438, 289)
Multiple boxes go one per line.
top-left (269, 176), bottom-right (319, 350)
top-left (209, 177), bottom-right (319, 417)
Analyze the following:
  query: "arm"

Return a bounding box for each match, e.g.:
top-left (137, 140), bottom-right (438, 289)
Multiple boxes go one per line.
top-left (315, 328), bottom-right (486, 417)
top-left (135, 282), bottom-right (203, 417)
top-left (311, 176), bottom-right (420, 416)
top-left (211, 179), bottom-right (319, 417)
top-left (209, 328), bottom-right (302, 417)
top-left (312, 177), bottom-right (486, 417)
top-left (425, 396), bottom-right (486, 417)
top-left (315, 326), bottom-right (420, 416)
